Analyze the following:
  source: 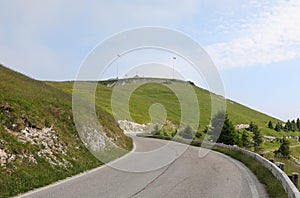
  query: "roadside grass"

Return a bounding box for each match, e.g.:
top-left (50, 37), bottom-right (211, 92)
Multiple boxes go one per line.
top-left (264, 149), bottom-right (300, 191)
top-left (290, 146), bottom-right (300, 159)
top-left (261, 138), bottom-right (300, 153)
top-left (263, 141), bottom-right (281, 151)
top-left (211, 146), bottom-right (287, 198)
top-left (0, 152), bottom-right (101, 197)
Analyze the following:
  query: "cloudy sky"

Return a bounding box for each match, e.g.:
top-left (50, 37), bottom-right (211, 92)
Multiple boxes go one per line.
top-left (1, 0), bottom-right (300, 121)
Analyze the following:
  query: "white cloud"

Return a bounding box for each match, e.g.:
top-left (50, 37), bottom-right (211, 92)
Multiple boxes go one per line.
top-left (205, 0), bottom-right (300, 69)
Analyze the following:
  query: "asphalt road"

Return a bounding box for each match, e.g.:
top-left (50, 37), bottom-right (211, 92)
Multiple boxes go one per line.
top-left (18, 136), bottom-right (267, 198)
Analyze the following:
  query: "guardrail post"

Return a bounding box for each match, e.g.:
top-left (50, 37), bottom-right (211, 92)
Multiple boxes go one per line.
top-left (291, 172), bottom-right (299, 188)
top-left (275, 162), bottom-right (285, 171)
top-left (280, 163), bottom-right (285, 171)
top-left (259, 153), bottom-right (264, 157)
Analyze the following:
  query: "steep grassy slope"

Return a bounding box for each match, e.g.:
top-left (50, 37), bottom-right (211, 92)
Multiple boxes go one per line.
top-left (0, 65), bottom-right (132, 197)
top-left (48, 79), bottom-right (286, 136)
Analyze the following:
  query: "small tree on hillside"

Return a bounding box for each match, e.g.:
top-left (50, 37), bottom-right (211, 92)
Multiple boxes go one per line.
top-left (209, 112), bottom-right (237, 145)
top-left (179, 125), bottom-right (193, 139)
top-left (291, 120), bottom-right (298, 132)
top-left (152, 124), bottom-right (160, 135)
top-left (195, 129), bottom-right (202, 139)
top-left (278, 138), bottom-right (290, 157)
top-left (284, 120), bottom-right (292, 131)
top-left (274, 123), bottom-right (281, 132)
top-left (253, 129), bottom-right (263, 152)
top-left (242, 131), bottom-right (251, 148)
top-left (171, 129), bottom-right (177, 137)
top-left (248, 122), bottom-right (259, 133)
top-left (268, 121), bottom-right (273, 129)
top-left (297, 118), bottom-right (300, 131)
top-left (203, 126), bottom-right (209, 134)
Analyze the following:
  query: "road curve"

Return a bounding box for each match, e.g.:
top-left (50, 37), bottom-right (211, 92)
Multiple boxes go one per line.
top-left (17, 136), bottom-right (268, 198)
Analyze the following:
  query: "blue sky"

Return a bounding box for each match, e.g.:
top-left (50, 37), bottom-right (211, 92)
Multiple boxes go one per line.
top-left (1, 0), bottom-right (300, 121)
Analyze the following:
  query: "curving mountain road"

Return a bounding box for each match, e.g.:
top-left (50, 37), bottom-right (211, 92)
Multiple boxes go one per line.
top-left (18, 136), bottom-right (267, 198)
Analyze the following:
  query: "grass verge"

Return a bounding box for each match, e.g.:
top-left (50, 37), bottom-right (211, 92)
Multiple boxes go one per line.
top-left (211, 146), bottom-right (287, 198)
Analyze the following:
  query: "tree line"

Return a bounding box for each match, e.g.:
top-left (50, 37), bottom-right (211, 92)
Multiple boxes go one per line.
top-left (209, 113), bottom-right (289, 156)
top-left (268, 118), bottom-right (300, 132)
top-left (205, 112), bottom-right (263, 152)
top-left (151, 111), bottom-right (290, 156)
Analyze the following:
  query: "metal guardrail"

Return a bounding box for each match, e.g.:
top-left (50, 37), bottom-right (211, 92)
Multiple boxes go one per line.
top-left (207, 142), bottom-right (300, 198)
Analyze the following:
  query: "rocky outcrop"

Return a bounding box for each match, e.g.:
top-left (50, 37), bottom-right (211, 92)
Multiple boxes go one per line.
top-left (118, 120), bottom-right (152, 135)
top-left (0, 148), bottom-right (9, 167)
top-left (235, 124), bottom-right (250, 129)
top-left (80, 126), bottom-right (116, 152)
top-left (5, 126), bottom-right (70, 168)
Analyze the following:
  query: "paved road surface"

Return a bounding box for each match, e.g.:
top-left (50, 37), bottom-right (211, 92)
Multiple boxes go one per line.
top-left (18, 136), bottom-right (267, 198)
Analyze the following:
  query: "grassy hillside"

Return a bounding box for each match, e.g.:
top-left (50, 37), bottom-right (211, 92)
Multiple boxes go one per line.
top-left (0, 65), bottom-right (132, 197)
top-left (47, 79), bottom-right (287, 136)
top-left (48, 78), bottom-right (300, 192)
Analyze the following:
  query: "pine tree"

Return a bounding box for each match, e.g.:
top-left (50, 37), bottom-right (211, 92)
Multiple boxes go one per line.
top-left (195, 130), bottom-right (202, 138)
top-left (248, 122), bottom-right (258, 133)
top-left (278, 138), bottom-right (290, 157)
top-left (274, 123), bottom-right (281, 132)
top-left (284, 120), bottom-right (292, 131)
top-left (297, 118), bottom-right (300, 131)
top-left (253, 129), bottom-right (263, 152)
top-left (203, 126), bottom-right (209, 134)
top-left (171, 129), bottom-right (177, 137)
top-left (179, 125), bottom-right (193, 139)
top-left (209, 111), bottom-right (225, 141)
top-left (242, 131), bottom-right (251, 148)
top-left (268, 121), bottom-right (273, 129)
top-left (210, 112), bottom-right (237, 145)
top-left (291, 120), bottom-right (297, 132)
top-left (152, 125), bottom-right (160, 135)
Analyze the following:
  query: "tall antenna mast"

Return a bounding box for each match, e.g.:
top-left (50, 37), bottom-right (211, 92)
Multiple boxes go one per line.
top-left (117, 54), bottom-right (120, 79)
top-left (173, 56), bottom-right (176, 79)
